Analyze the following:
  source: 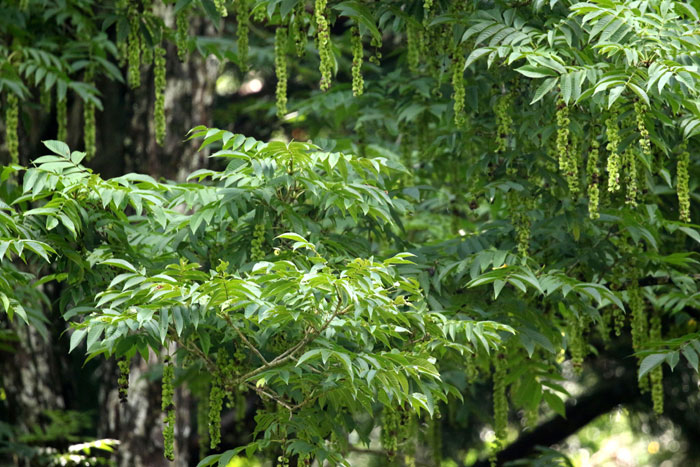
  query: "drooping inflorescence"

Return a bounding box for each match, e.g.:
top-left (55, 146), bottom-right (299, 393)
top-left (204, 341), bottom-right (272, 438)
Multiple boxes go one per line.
top-left (214, 0), bottom-right (228, 17)
top-left (162, 356), bottom-right (176, 461)
top-left (83, 71), bottom-right (96, 160)
top-left (634, 100), bottom-right (652, 161)
top-left (491, 354), bottom-right (508, 465)
top-left (127, 0), bottom-right (141, 89)
top-left (236, 0), bottom-right (250, 71)
top-left (5, 94), bottom-right (19, 164)
top-left (350, 26), bottom-right (364, 97)
top-left (451, 50), bottom-right (466, 128)
top-left (176, 7), bottom-right (189, 62)
top-left (623, 147), bottom-right (638, 207)
top-left (57, 93), bottom-right (68, 142)
top-left (587, 138), bottom-right (601, 219)
top-left (315, 0), bottom-right (333, 90)
top-left (406, 22), bottom-right (420, 72)
top-left (606, 104), bottom-right (621, 192)
top-left (275, 28), bottom-right (288, 118)
top-left (677, 143), bottom-right (691, 222)
top-left (154, 46), bottom-right (167, 145)
top-left (649, 312), bottom-right (664, 414)
top-left (495, 93), bottom-right (512, 153)
top-left (117, 357), bottom-right (130, 404)
top-left (251, 223), bottom-right (266, 261)
top-left (292, 3), bottom-right (308, 57)
top-left (380, 407), bottom-right (399, 460)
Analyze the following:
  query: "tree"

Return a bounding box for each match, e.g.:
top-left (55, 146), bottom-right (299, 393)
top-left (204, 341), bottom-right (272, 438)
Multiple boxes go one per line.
top-left (2, 0), bottom-right (700, 466)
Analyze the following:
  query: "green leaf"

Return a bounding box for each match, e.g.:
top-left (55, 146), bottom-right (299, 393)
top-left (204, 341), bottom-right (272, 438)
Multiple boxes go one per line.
top-left (43, 140), bottom-right (70, 157)
top-left (69, 328), bottom-right (88, 353)
top-left (638, 353), bottom-right (667, 380)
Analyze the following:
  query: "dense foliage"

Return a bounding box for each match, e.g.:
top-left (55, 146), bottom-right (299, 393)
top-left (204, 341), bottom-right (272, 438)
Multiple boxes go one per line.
top-left (2, 0), bottom-right (700, 465)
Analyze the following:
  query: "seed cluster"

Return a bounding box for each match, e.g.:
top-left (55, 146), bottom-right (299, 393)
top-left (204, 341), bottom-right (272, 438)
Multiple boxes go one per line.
top-left (635, 101), bottom-right (652, 160)
top-left (127, 0), bottom-right (141, 89)
top-left (315, 0), bottom-right (332, 90)
top-left (406, 22), bottom-right (420, 72)
top-left (275, 28), bottom-right (288, 118)
top-left (154, 45), bottom-right (167, 145)
top-left (5, 94), bottom-right (19, 164)
top-left (606, 105), bottom-right (621, 192)
top-left (452, 51), bottom-right (466, 128)
top-left (568, 315), bottom-right (587, 374)
top-left (649, 313), bottom-right (664, 414)
top-left (117, 357), bottom-right (130, 404)
top-left (351, 26), bottom-right (364, 97)
top-left (214, 0), bottom-right (228, 17)
top-left (677, 144), bottom-right (691, 222)
top-left (162, 357), bottom-right (176, 461)
top-left (587, 138), bottom-right (600, 219)
top-left (236, 0), bottom-right (250, 71)
top-left (176, 8), bottom-right (189, 62)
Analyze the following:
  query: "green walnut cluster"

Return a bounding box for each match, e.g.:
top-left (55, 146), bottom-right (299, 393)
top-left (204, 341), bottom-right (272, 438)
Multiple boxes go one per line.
top-left (494, 93), bottom-right (512, 153)
top-left (555, 99), bottom-right (580, 194)
top-left (605, 105), bottom-right (621, 192)
top-left (586, 138), bottom-right (601, 219)
top-left (275, 28), bottom-right (289, 118)
top-left (351, 26), bottom-right (364, 97)
top-left (5, 94), bottom-right (19, 164)
top-left (176, 8), bottom-right (189, 62)
top-left (451, 51), bottom-right (466, 128)
top-left (315, 0), bottom-right (333, 90)
top-left (154, 46), bottom-right (167, 145)
top-left (161, 357), bottom-right (176, 461)
top-left (127, 0), bottom-right (141, 89)
top-left (214, 0), bottom-right (227, 17)
top-left (276, 455), bottom-right (290, 467)
top-left (292, 3), bottom-right (308, 57)
top-left (236, 0), bottom-right (250, 71)
top-left (677, 144), bottom-right (691, 222)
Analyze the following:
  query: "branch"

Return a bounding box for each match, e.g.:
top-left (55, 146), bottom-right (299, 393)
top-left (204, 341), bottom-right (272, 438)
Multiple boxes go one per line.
top-left (222, 313), bottom-right (269, 365)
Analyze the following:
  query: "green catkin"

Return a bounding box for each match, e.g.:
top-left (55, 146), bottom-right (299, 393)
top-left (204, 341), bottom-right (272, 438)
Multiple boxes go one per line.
top-left (495, 93), bottom-right (512, 153)
top-left (292, 3), bottom-right (308, 57)
top-left (380, 408), bottom-right (399, 460)
top-left (677, 144), bottom-right (691, 222)
top-left (83, 72), bottom-right (96, 161)
top-left (117, 357), bottom-right (130, 404)
top-left (650, 313), bottom-right (664, 414)
top-left (369, 34), bottom-right (382, 65)
top-left (566, 132), bottom-right (581, 195)
top-left (569, 315), bottom-right (586, 374)
top-left (406, 22), bottom-right (420, 72)
top-left (587, 138), bottom-right (601, 219)
top-left (555, 98), bottom-right (569, 173)
top-left (141, 43), bottom-right (153, 67)
top-left (236, 0), bottom-right (250, 72)
top-left (623, 147), bottom-right (638, 207)
top-left (176, 8), bottom-right (189, 62)
top-left (214, 0), bottom-right (228, 17)
top-left (154, 46), bottom-right (167, 146)
top-left (606, 105), bottom-right (621, 192)
top-left (492, 354), bottom-right (508, 464)
top-left (628, 277), bottom-right (650, 393)
top-left (127, 0), bottom-right (141, 88)
top-left (635, 100), bottom-right (652, 161)
top-left (162, 357), bottom-right (175, 461)
top-left (315, 0), bottom-right (332, 90)
top-left (350, 26), bottom-right (364, 97)
top-left (275, 28), bottom-right (288, 118)
top-left (116, 0), bottom-right (129, 66)
top-left (451, 51), bottom-right (466, 128)
top-left (208, 372), bottom-right (224, 449)
top-left (5, 94), bottom-right (19, 164)
top-left (57, 95), bottom-right (68, 142)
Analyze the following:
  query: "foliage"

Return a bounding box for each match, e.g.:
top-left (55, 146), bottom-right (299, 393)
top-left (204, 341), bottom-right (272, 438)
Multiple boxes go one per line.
top-left (2, 0), bottom-right (700, 464)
